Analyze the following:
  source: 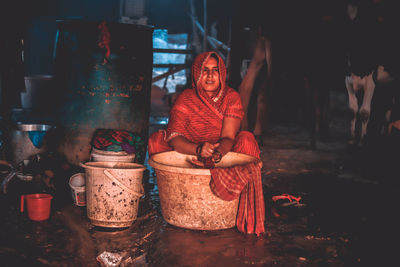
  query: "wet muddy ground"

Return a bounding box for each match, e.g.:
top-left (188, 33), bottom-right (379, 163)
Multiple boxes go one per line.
top-left (1, 109), bottom-right (400, 266)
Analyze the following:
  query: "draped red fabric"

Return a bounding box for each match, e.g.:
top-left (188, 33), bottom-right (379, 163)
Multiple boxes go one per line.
top-left (210, 163), bottom-right (265, 236)
top-left (148, 51), bottom-right (265, 235)
top-left (148, 129), bottom-right (172, 156)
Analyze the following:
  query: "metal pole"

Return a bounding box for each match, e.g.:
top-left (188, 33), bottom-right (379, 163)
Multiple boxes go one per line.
top-left (203, 0), bottom-right (207, 52)
top-left (189, 0), bottom-right (201, 54)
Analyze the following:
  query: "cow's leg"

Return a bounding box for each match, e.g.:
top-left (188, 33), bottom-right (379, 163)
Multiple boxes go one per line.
top-left (239, 34), bottom-right (268, 131)
top-left (359, 74), bottom-right (375, 144)
top-left (253, 37), bottom-right (272, 142)
top-left (253, 76), bottom-right (269, 139)
top-left (345, 75), bottom-right (358, 144)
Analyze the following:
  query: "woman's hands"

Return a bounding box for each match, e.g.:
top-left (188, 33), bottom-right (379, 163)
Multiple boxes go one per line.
top-left (198, 142), bottom-right (220, 158)
top-left (168, 136), bottom-right (227, 169)
top-left (192, 142), bottom-right (222, 168)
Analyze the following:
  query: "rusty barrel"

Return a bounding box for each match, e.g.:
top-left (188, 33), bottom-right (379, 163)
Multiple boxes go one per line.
top-left (53, 20), bottom-right (153, 165)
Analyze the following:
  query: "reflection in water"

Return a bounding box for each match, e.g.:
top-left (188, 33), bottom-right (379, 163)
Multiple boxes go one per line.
top-left (144, 152), bottom-right (159, 204)
top-left (151, 225), bottom-right (274, 267)
top-left (92, 227), bottom-right (140, 253)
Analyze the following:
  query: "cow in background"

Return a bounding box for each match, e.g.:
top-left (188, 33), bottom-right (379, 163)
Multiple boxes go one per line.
top-left (345, 65), bottom-right (395, 145)
top-left (344, 0), bottom-right (399, 146)
top-left (229, 1), bottom-right (316, 147)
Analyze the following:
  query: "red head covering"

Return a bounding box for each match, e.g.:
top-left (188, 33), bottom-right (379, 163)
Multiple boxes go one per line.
top-left (166, 51), bottom-right (244, 142)
top-left (191, 51), bottom-right (229, 118)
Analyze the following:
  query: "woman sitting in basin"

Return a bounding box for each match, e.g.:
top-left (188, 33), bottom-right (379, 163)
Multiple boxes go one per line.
top-left (149, 51), bottom-right (260, 163)
top-left (148, 51), bottom-right (265, 236)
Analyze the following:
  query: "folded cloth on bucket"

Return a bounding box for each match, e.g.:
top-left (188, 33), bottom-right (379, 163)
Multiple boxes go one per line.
top-left (210, 162), bottom-right (265, 236)
top-left (92, 129), bottom-right (145, 162)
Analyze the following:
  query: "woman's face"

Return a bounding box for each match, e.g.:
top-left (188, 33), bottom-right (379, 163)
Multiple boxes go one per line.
top-left (200, 56), bottom-right (220, 95)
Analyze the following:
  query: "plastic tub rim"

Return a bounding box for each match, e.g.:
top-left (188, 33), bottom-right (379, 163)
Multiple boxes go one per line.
top-left (148, 151), bottom-right (260, 176)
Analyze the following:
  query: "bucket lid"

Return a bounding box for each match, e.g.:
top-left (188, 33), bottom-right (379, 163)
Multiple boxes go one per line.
top-left (69, 173), bottom-right (85, 187)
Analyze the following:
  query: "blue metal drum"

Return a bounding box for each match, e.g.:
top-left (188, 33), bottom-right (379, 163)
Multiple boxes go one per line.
top-left (53, 20), bottom-right (153, 165)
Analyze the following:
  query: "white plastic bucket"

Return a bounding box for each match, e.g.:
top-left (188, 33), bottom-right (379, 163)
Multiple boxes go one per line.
top-left (69, 173), bottom-right (86, 206)
top-left (90, 148), bottom-right (135, 163)
top-left (80, 161), bottom-right (146, 228)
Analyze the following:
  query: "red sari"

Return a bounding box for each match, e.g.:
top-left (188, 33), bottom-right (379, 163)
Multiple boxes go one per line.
top-left (148, 51), bottom-right (265, 236)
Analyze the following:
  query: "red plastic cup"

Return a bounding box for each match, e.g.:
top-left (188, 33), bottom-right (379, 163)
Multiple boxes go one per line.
top-left (20, 193), bottom-right (53, 221)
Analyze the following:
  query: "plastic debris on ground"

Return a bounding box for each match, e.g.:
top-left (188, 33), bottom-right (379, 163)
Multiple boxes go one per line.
top-left (96, 251), bottom-right (147, 267)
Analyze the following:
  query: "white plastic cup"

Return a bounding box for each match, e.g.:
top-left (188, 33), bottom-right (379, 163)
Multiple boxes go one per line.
top-left (69, 173), bottom-right (86, 206)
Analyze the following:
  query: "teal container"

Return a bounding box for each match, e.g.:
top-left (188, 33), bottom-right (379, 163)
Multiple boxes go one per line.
top-left (53, 20), bottom-right (153, 165)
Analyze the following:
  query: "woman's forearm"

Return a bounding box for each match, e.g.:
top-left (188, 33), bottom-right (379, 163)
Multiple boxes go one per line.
top-left (168, 136), bottom-right (198, 155)
top-left (169, 135), bottom-right (232, 159)
top-left (217, 137), bottom-right (234, 156)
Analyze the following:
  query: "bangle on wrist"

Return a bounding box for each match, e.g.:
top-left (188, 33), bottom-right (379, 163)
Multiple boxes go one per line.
top-left (196, 143), bottom-right (203, 160)
top-left (212, 150), bottom-right (222, 163)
